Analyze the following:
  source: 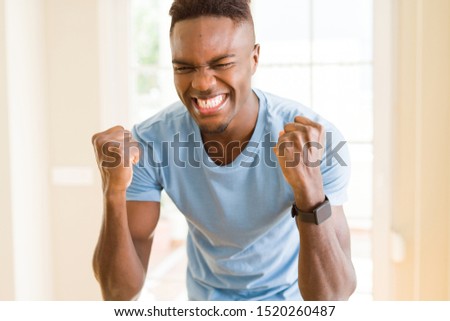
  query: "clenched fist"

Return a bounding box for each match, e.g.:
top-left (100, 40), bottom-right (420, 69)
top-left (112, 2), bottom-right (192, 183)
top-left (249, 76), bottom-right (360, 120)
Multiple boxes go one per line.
top-left (274, 116), bottom-right (326, 211)
top-left (91, 126), bottom-right (140, 193)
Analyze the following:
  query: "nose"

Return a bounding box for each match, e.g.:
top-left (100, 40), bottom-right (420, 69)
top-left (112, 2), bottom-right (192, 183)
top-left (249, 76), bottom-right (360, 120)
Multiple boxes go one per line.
top-left (191, 67), bottom-right (216, 92)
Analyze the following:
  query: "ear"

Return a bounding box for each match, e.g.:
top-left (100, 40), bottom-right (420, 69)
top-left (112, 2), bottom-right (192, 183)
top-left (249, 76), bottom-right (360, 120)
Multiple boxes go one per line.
top-left (251, 43), bottom-right (260, 75)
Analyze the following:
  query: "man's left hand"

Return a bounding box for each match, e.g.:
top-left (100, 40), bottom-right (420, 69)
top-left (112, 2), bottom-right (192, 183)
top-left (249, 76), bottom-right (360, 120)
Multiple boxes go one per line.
top-left (273, 116), bottom-right (326, 212)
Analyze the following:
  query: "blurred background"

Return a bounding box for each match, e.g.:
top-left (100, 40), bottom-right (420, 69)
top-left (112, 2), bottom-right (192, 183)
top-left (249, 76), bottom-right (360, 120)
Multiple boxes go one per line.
top-left (0, 0), bottom-right (449, 301)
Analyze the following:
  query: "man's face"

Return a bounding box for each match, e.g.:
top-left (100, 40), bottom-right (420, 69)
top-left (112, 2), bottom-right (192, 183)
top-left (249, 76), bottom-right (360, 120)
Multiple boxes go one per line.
top-left (170, 16), bottom-right (259, 135)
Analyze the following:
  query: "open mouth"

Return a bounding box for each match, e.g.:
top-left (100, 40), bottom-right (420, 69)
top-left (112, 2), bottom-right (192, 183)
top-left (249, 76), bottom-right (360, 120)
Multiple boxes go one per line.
top-left (192, 94), bottom-right (228, 115)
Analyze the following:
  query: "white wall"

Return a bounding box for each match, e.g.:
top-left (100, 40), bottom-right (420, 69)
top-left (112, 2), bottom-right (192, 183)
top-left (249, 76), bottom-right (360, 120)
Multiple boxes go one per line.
top-left (0, 0), bottom-right (15, 301)
top-left (45, 0), bottom-right (103, 300)
top-left (374, 0), bottom-right (450, 300)
top-left (392, 0), bottom-right (450, 300)
top-left (372, 0), bottom-right (394, 300)
top-left (5, 0), bottom-right (53, 300)
top-left (1, 0), bottom-right (105, 300)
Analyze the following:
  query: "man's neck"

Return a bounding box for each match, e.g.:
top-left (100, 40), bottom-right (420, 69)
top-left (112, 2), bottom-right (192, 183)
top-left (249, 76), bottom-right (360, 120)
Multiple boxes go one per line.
top-left (202, 92), bottom-right (259, 165)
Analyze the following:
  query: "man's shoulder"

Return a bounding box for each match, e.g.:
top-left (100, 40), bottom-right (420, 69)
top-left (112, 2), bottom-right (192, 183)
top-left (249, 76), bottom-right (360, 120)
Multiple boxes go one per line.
top-left (257, 89), bottom-right (338, 134)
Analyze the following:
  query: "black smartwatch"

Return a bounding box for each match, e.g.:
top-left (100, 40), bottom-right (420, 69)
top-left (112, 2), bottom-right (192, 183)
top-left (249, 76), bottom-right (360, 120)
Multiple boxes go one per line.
top-left (291, 195), bottom-right (331, 225)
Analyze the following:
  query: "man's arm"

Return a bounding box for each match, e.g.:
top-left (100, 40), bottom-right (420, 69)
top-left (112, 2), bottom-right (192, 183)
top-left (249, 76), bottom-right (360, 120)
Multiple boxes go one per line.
top-left (274, 116), bottom-right (356, 300)
top-left (295, 205), bottom-right (355, 300)
top-left (93, 199), bottom-right (160, 300)
top-left (91, 126), bottom-right (160, 300)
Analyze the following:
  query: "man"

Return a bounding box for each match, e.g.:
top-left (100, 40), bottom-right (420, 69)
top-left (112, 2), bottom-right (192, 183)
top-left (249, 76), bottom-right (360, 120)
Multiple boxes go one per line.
top-left (92, 0), bottom-right (356, 301)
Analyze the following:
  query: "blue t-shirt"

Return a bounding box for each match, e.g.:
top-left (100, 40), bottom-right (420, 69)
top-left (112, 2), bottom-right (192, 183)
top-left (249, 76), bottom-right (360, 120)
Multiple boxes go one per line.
top-left (126, 89), bottom-right (351, 300)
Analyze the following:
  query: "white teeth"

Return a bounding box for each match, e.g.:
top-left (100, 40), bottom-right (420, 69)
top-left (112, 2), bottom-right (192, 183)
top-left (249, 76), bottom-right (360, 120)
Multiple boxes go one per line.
top-left (197, 95), bottom-right (225, 109)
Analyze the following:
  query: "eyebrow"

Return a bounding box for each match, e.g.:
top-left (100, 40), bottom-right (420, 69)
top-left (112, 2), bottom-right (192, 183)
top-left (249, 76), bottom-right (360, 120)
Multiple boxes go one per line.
top-left (172, 54), bottom-right (236, 66)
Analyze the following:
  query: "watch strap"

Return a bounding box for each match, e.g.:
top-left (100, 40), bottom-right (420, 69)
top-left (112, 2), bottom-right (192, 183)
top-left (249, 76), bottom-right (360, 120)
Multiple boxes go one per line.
top-left (291, 195), bottom-right (331, 225)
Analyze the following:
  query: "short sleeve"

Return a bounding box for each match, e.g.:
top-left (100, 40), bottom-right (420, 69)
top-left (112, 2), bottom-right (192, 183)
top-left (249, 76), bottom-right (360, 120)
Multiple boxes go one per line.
top-left (126, 126), bottom-right (163, 202)
top-left (320, 124), bottom-right (351, 206)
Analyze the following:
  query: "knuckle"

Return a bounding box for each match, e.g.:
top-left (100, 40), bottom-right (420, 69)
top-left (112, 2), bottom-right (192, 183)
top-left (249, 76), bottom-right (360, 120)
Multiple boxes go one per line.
top-left (293, 137), bottom-right (302, 148)
top-left (315, 123), bottom-right (324, 133)
top-left (91, 133), bottom-right (98, 145)
top-left (279, 139), bottom-right (292, 148)
top-left (294, 115), bottom-right (304, 123)
top-left (112, 125), bottom-right (124, 131)
top-left (93, 135), bottom-right (106, 148)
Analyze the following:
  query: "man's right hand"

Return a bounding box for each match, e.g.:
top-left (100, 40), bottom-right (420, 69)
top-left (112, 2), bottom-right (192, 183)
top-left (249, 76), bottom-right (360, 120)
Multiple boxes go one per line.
top-left (91, 126), bottom-right (140, 193)
top-left (91, 126), bottom-right (157, 301)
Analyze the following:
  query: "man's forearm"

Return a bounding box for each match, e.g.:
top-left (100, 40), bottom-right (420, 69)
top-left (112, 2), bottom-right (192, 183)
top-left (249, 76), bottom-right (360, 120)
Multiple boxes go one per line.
top-left (296, 216), bottom-right (356, 300)
top-left (93, 191), bottom-right (146, 300)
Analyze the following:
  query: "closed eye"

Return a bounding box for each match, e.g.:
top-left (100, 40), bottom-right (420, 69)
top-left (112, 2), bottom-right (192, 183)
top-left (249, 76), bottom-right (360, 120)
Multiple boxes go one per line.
top-left (173, 66), bottom-right (195, 74)
top-left (213, 62), bottom-right (234, 70)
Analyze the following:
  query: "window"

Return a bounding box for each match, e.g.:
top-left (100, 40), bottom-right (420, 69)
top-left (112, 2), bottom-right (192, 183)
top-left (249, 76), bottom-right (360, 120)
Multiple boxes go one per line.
top-left (130, 0), bottom-right (373, 301)
top-left (130, 0), bottom-right (177, 124)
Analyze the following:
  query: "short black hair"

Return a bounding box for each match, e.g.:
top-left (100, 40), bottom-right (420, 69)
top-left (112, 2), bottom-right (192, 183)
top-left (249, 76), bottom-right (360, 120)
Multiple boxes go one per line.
top-left (169, 0), bottom-right (253, 33)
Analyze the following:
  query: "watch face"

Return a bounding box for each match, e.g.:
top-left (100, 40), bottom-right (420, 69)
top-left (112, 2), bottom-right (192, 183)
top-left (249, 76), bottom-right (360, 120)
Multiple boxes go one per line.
top-left (292, 196), bottom-right (332, 225)
top-left (314, 199), bottom-right (332, 224)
